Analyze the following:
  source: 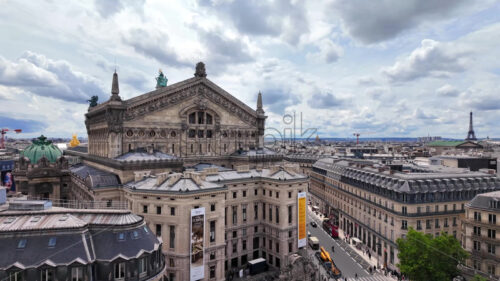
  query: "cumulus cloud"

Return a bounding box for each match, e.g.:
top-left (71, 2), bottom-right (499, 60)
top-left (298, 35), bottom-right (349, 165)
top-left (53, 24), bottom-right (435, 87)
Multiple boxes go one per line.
top-left (122, 28), bottom-right (192, 68)
top-left (307, 92), bottom-right (345, 109)
top-left (306, 39), bottom-right (343, 63)
top-left (329, 0), bottom-right (469, 44)
top-left (261, 88), bottom-right (300, 115)
top-left (94, 0), bottom-right (145, 18)
top-left (193, 26), bottom-right (254, 73)
top-left (0, 51), bottom-right (105, 103)
top-left (413, 108), bottom-right (438, 120)
top-left (436, 84), bottom-right (460, 97)
top-left (381, 39), bottom-right (470, 83)
top-left (196, 0), bottom-right (309, 45)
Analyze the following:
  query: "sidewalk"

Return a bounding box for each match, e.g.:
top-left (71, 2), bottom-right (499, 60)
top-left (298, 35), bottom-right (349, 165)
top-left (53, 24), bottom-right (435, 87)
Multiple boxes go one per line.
top-left (308, 206), bottom-right (398, 280)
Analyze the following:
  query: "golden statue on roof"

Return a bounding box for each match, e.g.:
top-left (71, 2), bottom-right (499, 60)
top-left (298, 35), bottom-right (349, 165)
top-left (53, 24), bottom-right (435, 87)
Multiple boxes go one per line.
top-left (69, 134), bottom-right (80, 147)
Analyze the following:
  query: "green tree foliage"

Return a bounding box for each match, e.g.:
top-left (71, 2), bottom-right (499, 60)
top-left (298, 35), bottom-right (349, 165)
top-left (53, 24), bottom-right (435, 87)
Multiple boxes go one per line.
top-left (397, 227), bottom-right (469, 281)
top-left (471, 274), bottom-right (488, 281)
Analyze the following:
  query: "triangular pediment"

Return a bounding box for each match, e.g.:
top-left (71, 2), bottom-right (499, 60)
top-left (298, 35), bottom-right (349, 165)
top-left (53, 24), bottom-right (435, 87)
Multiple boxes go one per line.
top-left (123, 77), bottom-right (259, 126)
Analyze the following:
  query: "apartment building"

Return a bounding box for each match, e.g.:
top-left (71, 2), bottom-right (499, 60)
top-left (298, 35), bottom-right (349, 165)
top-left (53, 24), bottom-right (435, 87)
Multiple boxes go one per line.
top-left (309, 158), bottom-right (500, 271)
top-left (462, 191), bottom-right (500, 279)
top-left (123, 164), bottom-right (308, 281)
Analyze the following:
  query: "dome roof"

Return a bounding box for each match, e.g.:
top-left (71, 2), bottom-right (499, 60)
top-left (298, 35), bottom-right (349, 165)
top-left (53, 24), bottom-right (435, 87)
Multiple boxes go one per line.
top-left (21, 135), bottom-right (62, 164)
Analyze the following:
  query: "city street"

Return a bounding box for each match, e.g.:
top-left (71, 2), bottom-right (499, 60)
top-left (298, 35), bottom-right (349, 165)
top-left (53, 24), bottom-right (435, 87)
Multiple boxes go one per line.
top-left (307, 209), bottom-right (370, 279)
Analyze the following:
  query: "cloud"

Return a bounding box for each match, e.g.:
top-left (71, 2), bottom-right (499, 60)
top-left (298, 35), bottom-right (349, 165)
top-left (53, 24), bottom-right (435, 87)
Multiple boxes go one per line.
top-left (329, 0), bottom-right (469, 44)
top-left (196, 0), bottom-right (309, 45)
top-left (381, 39), bottom-right (470, 83)
top-left (413, 108), bottom-right (438, 120)
top-left (436, 84), bottom-right (460, 97)
top-left (261, 88), bottom-right (300, 115)
top-left (94, 0), bottom-right (145, 18)
top-left (0, 116), bottom-right (46, 133)
top-left (122, 28), bottom-right (192, 68)
top-left (307, 92), bottom-right (345, 109)
top-left (0, 51), bottom-right (106, 103)
top-left (193, 26), bottom-right (254, 73)
top-left (306, 39), bottom-right (343, 63)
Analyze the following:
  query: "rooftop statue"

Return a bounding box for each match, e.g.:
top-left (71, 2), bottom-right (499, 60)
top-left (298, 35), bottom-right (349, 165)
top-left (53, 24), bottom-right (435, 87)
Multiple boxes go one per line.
top-left (156, 69), bottom-right (168, 88)
top-left (69, 134), bottom-right (80, 147)
top-left (87, 95), bottom-right (99, 107)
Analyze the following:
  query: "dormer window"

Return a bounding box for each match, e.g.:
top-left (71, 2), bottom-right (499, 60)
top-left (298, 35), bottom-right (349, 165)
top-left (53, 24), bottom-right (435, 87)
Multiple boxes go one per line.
top-left (118, 233), bottom-right (125, 241)
top-left (48, 237), bottom-right (57, 247)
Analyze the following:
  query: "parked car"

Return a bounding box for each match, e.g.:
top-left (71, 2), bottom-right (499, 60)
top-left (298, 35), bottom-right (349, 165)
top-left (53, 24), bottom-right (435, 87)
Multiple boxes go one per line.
top-left (310, 221), bottom-right (317, 228)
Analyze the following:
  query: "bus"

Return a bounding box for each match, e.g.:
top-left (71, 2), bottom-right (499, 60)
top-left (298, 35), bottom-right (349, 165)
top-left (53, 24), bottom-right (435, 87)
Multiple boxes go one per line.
top-left (308, 236), bottom-right (319, 250)
top-left (322, 218), bottom-right (339, 238)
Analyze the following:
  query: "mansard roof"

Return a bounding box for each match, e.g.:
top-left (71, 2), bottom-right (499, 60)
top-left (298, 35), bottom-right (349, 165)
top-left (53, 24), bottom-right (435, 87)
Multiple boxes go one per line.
top-left (313, 158), bottom-right (500, 194)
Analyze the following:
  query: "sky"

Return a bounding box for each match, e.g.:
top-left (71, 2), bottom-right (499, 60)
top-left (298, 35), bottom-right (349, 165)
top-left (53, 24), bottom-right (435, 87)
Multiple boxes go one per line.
top-left (1, 0), bottom-right (500, 139)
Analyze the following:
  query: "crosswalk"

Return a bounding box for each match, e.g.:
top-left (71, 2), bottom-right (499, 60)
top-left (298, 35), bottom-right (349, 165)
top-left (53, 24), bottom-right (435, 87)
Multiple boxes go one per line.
top-left (342, 275), bottom-right (395, 281)
top-left (343, 275), bottom-right (396, 281)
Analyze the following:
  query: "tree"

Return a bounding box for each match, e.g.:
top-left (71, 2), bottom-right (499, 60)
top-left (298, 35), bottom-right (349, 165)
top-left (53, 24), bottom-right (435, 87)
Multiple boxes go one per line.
top-left (470, 274), bottom-right (488, 281)
top-left (397, 227), bottom-right (469, 281)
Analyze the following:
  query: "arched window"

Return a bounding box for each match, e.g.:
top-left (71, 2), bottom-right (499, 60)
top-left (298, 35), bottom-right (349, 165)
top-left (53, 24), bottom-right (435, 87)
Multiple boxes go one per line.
top-left (170, 131), bottom-right (176, 138)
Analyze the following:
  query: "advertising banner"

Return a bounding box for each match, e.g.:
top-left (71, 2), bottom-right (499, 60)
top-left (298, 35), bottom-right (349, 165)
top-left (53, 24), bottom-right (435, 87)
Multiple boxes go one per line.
top-left (190, 207), bottom-right (205, 281)
top-left (297, 191), bottom-right (307, 248)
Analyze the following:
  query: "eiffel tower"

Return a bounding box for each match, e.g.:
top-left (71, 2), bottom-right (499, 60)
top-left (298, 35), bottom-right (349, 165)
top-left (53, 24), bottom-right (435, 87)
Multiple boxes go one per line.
top-left (465, 111), bottom-right (477, 141)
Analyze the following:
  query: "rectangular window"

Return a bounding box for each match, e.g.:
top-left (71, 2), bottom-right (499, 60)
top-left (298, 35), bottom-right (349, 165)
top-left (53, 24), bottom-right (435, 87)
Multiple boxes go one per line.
top-left (210, 221), bottom-right (216, 243)
top-left (210, 252), bottom-right (215, 260)
top-left (9, 272), bottom-right (23, 281)
top-left (233, 192), bottom-right (237, 199)
top-left (143, 205), bottom-right (148, 213)
top-left (269, 205), bottom-right (272, 222)
top-left (276, 206), bottom-right (279, 224)
top-left (156, 224), bottom-right (162, 237)
top-left (474, 211), bottom-right (481, 222)
top-left (444, 218), bottom-right (448, 227)
top-left (169, 258), bottom-right (175, 267)
top-left (263, 203), bottom-right (266, 220)
top-left (276, 192), bottom-right (279, 198)
top-left (114, 263), bottom-right (125, 279)
top-left (254, 189), bottom-right (258, 196)
top-left (416, 220), bottom-right (422, 230)
top-left (276, 242), bottom-right (279, 253)
top-left (156, 206), bottom-right (161, 215)
top-left (243, 190), bottom-right (247, 197)
top-left (243, 240), bottom-right (247, 250)
top-left (254, 204), bottom-right (258, 220)
top-left (487, 244), bottom-right (496, 254)
top-left (488, 229), bottom-right (496, 239)
top-left (210, 266), bottom-right (215, 279)
top-left (71, 267), bottom-right (83, 281)
top-left (211, 203), bottom-right (215, 212)
top-left (41, 269), bottom-right (54, 281)
top-left (169, 225), bottom-right (175, 249)
top-left (232, 206), bottom-right (237, 225)
top-left (243, 205), bottom-right (247, 222)
top-left (401, 220), bottom-right (407, 230)
top-left (435, 219), bottom-right (440, 228)
top-left (232, 242), bottom-right (237, 253)
top-left (289, 242), bottom-right (293, 253)
top-left (139, 257), bottom-right (147, 276)
top-left (474, 226), bottom-right (481, 236)
top-left (170, 207), bottom-right (175, 216)
top-left (489, 214), bottom-right (497, 224)
top-left (288, 191), bottom-right (292, 198)
top-left (473, 241), bottom-right (481, 251)
top-left (453, 217), bottom-right (457, 226)
top-left (288, 205), bottom-right (293, 224)
top-left (225, 207), bottom-right (227, 226)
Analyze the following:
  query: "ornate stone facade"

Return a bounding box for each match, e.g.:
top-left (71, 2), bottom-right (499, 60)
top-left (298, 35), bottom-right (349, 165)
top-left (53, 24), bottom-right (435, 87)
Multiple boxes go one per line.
top-left (85, 63), bottom-right (266, 159)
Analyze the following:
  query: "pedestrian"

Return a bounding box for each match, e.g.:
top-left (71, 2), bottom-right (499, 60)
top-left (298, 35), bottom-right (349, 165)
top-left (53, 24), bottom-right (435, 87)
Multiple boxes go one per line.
top-left (368, 252), bottom-right (371, 259)
top-left (369, 267), bottom-right (372, 274)
top-left (355, 273), bottom-right (358, 279)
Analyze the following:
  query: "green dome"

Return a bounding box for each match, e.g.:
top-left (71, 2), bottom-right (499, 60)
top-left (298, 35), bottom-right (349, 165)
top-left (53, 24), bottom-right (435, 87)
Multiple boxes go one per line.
top-left (22, 135), bottom-right (62, 164)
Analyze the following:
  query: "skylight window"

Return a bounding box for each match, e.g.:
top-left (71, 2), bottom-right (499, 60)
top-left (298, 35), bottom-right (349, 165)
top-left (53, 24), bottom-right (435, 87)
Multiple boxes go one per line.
top-left (17, 239), bottom-right (27, 249)
top-left (4, 217), bottom-right (15, 224)
top-left (59, 215), bottom-right (69, 221)
top-left (118, 233), bottom-right (125, 241)
top-left (48, 237), bottom-right (57, 247)
top-left (132, 230), bottom-right (139, 239)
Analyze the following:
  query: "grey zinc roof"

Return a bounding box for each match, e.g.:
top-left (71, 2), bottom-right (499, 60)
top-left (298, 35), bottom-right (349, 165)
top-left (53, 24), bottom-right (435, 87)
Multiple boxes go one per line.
top-left (70, 163), bottom-right (121, 188)
top-left (468, 190), bottom-right (500, 211)
top-left (0, 208), bottom-right (158, 270)
top-left (314, 157), bottom-right (500, 194)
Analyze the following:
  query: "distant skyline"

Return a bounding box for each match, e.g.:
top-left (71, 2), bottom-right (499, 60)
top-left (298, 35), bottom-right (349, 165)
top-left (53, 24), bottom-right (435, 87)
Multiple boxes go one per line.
top-left (1, 1), bottom-right (500, 139)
